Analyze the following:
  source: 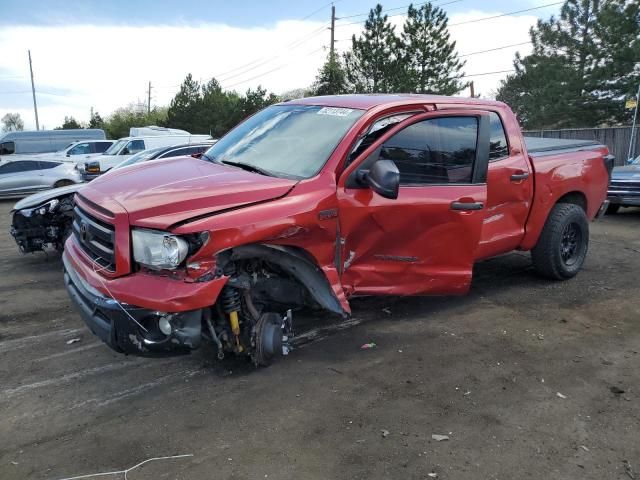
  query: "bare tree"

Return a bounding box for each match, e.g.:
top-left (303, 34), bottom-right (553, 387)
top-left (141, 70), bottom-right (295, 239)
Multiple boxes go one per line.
top-left (1, 113), bottom-right (25, 132)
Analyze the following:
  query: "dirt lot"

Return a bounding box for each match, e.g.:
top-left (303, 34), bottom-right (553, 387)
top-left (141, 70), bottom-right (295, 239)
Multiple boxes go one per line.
top-left (0, 199), bottom-right (639, 480)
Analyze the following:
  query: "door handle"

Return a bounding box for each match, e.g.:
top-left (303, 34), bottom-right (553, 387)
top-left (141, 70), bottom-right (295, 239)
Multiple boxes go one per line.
top-left (451, 201), bottom-right (484, 211)
top-left (510, 172), bottom-right (530, 181)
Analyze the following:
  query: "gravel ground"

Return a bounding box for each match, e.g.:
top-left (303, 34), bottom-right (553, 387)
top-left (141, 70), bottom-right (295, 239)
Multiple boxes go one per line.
top-left (0, 199), bottom-right (638, 480)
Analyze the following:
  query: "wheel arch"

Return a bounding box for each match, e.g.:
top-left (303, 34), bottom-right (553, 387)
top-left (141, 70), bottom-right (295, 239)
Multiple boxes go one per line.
top-left (222, 243), bottom-right (348, 317)
top-left (521, 189), bottom-right (589, 251)
top-left (556, 191), bottom-right (588, 212)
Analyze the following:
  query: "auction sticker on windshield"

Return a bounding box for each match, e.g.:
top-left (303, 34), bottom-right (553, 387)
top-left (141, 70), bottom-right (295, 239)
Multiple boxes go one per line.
top-left (317, 107), bottom-right (354, 117)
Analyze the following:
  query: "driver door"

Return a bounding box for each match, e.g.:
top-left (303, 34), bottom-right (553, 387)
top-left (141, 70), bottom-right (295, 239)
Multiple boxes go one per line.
top-left (337, 111), bottom-right (490, 296)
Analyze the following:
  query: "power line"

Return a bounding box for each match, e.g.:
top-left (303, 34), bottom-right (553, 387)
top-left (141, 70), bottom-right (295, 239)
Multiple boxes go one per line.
top-left (212, 0), bottom-right (339, 81)
top-left (449, 2), bottom-right (564, 27)
top-left (217, 25), bottom-right (328, 82)
top-left (459, 41), bottom-right (532, 57)
top-left (336, 0), bottom-right (463, 27)
top-left (337, 0), bottom-right (459, 20)
top-left (299, 0), bottom-right (343, 21)
top-left (462, 69), bottom-right (515, 77)
top-left (336, 0), bottom-right (563, 29)
top-left (221, 46), bottom-right (327, 90)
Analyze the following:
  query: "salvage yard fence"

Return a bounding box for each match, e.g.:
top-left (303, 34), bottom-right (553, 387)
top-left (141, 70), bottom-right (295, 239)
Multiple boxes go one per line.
top-left (524, 126), bottom-right (639, 166)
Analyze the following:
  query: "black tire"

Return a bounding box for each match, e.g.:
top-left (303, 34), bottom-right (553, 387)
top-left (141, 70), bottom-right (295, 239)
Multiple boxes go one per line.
top-left (606, 203), bottom-right (620, 215)
top-left (531, 203), bottom-right (589, 280)
top-left (54, 179), bottom-right (75, 188)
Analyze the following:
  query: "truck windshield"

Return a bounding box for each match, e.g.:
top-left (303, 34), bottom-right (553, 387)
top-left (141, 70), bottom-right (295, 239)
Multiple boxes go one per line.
top-left (104, 139), bottom-right (126, 156)
top-left (202, 104), bottom-right (364, 179)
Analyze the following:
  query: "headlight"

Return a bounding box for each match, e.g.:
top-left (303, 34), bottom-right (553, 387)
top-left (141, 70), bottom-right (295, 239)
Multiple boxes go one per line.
top-left (132, 229), bottom-right (189, 270)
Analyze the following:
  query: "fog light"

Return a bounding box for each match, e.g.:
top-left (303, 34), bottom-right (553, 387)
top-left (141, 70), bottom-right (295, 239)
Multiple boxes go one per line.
top-left (158, 316), bottom-right (172, 335)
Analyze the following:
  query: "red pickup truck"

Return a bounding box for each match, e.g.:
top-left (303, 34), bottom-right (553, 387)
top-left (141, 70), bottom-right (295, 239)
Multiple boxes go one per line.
top-left (63, 95), bottom-right (613, 365)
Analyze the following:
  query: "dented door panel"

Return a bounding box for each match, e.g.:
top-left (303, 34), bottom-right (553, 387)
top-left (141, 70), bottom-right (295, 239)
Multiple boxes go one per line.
top-left (338, 184), bottom-right (487, 296)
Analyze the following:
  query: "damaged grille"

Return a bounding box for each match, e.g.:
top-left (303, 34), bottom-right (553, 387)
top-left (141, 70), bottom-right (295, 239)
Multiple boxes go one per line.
top-left (72, 205), bottom-right (116, 271)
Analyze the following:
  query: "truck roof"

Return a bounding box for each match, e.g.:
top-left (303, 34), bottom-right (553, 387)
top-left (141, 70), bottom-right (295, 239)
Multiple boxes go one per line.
top-left (288, 94), bottom-right (507, 111)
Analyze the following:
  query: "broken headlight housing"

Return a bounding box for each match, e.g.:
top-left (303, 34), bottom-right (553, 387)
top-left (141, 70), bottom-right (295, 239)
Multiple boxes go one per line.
top-left (132, 228), bottom-right (190, 270)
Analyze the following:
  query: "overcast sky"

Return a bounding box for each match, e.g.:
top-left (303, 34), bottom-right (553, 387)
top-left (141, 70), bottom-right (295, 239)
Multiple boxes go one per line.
top-left (0, 0), bottom-right (558, 131)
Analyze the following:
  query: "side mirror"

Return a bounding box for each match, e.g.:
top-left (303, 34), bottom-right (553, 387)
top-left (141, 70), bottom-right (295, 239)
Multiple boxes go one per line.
top-left (121, 148), bottom-right (130, 155)
top-left (363, 159), bottom-right (400, 199)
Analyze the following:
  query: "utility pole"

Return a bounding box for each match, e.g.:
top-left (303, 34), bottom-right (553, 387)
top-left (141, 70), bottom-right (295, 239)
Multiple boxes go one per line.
top-left (28, 50), bottom-right (40, 131)
top-left (147, 81), bottom-right (152, 115)
top-left (469, 81), bottom-right (475, 98)
top-left (628, 81), bottom-right (640, 162)
top-left (330, 4), bottom-right (336, 65)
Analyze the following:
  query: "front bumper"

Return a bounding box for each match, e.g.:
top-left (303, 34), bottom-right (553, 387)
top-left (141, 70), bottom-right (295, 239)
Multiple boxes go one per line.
top-left (63, 254), bottom-right (204, 355)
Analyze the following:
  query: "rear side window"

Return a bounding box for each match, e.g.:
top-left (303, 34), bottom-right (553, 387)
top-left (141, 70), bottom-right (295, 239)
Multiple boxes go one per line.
top-left (489, 112), bottom-right (509, 160)
top-left (0, 161), bottom-right (38, 173)
top-left (379, 117), bottom-right (478, 185)
top-left (0, 141), bottom-right (15, 155)
top-left (38, 161), bottom-right (61, 169)
top-left (94, 142), bottom-right (113, 153)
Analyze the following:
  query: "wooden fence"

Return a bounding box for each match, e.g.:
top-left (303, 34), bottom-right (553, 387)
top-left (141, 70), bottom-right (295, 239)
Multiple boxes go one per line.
top-left (524, 126), bottom-right (639, 166)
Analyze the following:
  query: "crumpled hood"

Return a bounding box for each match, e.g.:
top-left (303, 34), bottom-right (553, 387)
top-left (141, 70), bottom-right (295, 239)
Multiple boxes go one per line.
top-left (612, 164), bottom-right (640, 179)
top-left (82, 156), bottom-right (297, 229)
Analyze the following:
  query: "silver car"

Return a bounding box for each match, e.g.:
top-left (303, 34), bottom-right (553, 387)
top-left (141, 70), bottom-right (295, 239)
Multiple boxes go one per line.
top-left (0, 159), bottom-right (81, 198)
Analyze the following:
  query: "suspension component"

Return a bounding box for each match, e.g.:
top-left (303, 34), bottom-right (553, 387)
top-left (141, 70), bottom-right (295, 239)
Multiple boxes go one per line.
top-left (220, 264), bottom-right (244, 352)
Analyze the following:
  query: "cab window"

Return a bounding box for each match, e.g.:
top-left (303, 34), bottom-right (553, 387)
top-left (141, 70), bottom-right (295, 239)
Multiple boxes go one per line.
top-left (0, 141), bottom-right (15, 155)
top-left (125, 140), bottom-right (145, 154)
top-left (379, 116), bottom-right (478, 185)
top-left (68, 143), bottom-right (92, 155)
top-left (489, 112), bottom-right (509, 161)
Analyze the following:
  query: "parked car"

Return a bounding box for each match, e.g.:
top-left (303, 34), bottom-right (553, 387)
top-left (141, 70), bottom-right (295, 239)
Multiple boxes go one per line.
top-left (39, 139), bottom-right (115, 160)
top-left (61, 95), bottom-right (613, 367)
top-left (78, 126), bottom-right (212, 180)
top-left (0, 129), bottom-right (106, 159)
top-left (606, 154), bottom-right (640, 213)
top-left (0, 159), bottom-right (81, 199)
top-left (10, 142), bottom-right (215, 253)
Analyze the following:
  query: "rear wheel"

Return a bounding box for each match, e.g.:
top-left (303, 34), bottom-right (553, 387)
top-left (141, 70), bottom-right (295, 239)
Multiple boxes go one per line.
top-left (54, 179), bottom-right (75, 188)
top-left (606, 203), bottom-right (620, 215)
top-left (531, 203), bottom-right (589, 280)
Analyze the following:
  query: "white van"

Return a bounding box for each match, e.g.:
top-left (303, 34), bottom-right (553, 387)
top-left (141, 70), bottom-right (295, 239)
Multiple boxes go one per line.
top-left (0, 129), bottom-right (106, 160)
top-left (79, 126), bottom-right (212, 178)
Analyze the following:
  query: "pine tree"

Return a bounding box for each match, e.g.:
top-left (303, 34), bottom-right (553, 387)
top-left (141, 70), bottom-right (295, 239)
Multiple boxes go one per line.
top-left (311, 52), bottom-right (348, 96)
top-left (497, 0), bottom-right (640, 129)
top-left (88, 112), bottom-right (104, 130)
top-left (397, 2), bottom-right (466, 94)
top-left (166, 74), bottom-right (203, 133)
top-left (343, 4), bottom-right (400, 93)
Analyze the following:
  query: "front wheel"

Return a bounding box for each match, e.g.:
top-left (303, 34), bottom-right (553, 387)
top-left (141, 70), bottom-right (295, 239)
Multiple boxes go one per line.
top-left (531, 203), bottom-right (589, 280)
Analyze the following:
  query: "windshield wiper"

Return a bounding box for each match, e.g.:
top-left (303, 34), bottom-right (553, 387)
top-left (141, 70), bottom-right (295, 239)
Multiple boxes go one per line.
top-left (221, 160), bottom-right (273, 177)
top-left (200, 152), bottom-right (217, 163)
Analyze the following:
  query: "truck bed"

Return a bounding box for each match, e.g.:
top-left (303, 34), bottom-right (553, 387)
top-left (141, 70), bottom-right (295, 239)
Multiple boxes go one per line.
top-left (524, 137), bottom-right (603, 157)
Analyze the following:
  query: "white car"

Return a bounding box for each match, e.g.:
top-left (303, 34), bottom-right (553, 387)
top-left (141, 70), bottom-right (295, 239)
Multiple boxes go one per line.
top-left (40, 139), bottom-right (115, 160)
top-left (78, 126), bottom-right (212, 179)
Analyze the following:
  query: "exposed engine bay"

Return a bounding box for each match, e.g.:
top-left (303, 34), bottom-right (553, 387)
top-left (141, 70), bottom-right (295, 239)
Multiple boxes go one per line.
top-left (144, 254), bottom-right (321, 365)
top-left (11, 195), bottom-right (75, 253)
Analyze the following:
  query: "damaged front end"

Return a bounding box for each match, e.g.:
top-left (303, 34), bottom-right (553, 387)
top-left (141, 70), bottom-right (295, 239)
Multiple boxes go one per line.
top-left (11, 196), bottom-right (75, 253)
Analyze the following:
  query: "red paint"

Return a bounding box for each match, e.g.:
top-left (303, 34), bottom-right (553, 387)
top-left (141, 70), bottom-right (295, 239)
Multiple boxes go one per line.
top-left (64, 95), bottom-right (611, 315)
